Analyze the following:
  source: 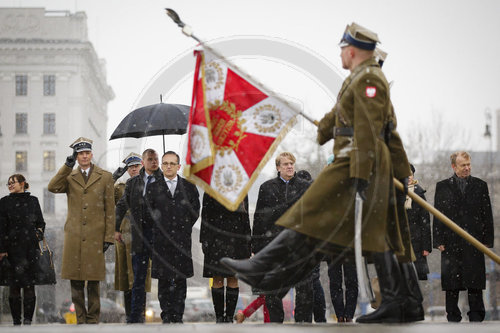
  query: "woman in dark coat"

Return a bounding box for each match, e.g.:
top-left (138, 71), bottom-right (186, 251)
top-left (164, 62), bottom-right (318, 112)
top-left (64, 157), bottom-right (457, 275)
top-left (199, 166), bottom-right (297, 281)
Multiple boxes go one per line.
top-left (405, 165), bottom-right (431, 280)
top-left (0, 174), bottom-right (45, 325)
top-left (200, 193), bottom-right (251, 323)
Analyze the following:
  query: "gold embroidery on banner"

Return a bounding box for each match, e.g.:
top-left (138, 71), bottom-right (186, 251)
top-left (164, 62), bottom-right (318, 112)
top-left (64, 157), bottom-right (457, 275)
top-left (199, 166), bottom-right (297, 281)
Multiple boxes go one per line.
top-left (189, 127), bottom-right (207, 161)
top-left (208, 100), bottom-right (247, 157)
top-left (214, 164), bottom-right (243, 194)
top-left (205, 61), bottom-right (224, 91)
top-left (253, 104), bottom-right (282, 133)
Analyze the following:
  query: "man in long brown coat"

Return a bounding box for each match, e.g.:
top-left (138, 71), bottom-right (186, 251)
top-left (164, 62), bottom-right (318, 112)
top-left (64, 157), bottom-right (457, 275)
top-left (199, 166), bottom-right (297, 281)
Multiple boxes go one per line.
top-left (48, 137), bottom-right (115, 324)
top-left (222, 23), bottom-right (422, 324)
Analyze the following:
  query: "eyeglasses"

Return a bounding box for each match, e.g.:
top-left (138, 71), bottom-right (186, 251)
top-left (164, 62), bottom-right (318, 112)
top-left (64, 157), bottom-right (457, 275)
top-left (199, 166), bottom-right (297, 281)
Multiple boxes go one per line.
top-left (6, 181), bottom-right (18, 187)
top-left (162, 162), bottom-right (178, 167)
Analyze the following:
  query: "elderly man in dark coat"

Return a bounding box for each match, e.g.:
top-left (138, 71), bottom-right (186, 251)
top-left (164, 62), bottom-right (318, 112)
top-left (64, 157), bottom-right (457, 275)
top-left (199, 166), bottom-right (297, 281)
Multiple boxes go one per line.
top-left (251, 152), bottom-right (312, 323)
top-left (222, 22), bottom-right (421, 324)
top-left (433, 151), bottom-right (494, 322)
top-left (148, 151), bottom-right (200, 323)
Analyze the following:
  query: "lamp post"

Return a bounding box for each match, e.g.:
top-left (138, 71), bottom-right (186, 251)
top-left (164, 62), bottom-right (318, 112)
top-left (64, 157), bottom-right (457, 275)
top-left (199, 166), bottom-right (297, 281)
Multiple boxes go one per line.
top-left (484, 108), bottom-right (498, 320)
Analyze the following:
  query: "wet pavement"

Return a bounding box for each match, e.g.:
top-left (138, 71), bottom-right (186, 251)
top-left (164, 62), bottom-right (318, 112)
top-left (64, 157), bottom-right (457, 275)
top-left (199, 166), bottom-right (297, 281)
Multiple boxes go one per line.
top-left (0, 322), bottom-right (500, 333)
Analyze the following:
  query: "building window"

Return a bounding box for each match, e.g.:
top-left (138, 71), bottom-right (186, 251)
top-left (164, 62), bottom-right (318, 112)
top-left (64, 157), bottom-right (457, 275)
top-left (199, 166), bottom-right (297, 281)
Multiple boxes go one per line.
top-left (43, 75), bottom-right (56, 96)
top-left (16, 151), bottom-right (27, 172)
top-left (43, 113), bottom-right (56, 134)
top-left (16, 113), bottom-right (28, 134)
top-left (15, 75), bottom-right (27, 96)
top-left (43, 151), bottom-right (56, 172)
top-left (43, 188), bottom-right (55, 214)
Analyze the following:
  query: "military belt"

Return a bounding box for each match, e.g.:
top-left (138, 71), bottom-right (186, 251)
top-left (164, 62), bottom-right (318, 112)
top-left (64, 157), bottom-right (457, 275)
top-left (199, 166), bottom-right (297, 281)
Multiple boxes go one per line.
top-left (333, 126), bottom-right (354, 139)
top-left (333, 126), bottom-right (390, 141)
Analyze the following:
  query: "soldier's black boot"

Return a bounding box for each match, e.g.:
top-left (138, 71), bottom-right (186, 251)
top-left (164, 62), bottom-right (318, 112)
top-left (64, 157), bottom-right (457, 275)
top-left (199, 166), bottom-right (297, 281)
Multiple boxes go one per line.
top-left (356, 251), bottom-right (403, 323)
top-left (399, 262), bottom-right (424, 322)
top-left (221, 229), bottom-right (321, 291)
top-left (23, 296), bottom-right (36, 325)
top-left (9, 296), bottom-right (22, 325)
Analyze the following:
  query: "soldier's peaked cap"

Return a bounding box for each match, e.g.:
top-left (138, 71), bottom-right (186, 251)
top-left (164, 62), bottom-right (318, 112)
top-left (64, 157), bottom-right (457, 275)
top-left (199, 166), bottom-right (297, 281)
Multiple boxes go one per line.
top-left (123, 152), bottom-right (142, 166)
top-left (339, 22), bottom-right (380, 50)
top-left (69, 137), bottom-right (93, 152)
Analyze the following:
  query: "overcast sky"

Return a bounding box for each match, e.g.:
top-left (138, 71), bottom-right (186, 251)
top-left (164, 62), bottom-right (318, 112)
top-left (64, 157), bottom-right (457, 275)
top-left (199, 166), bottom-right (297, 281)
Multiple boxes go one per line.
top-left (4, 0), bottom-right (500, 168)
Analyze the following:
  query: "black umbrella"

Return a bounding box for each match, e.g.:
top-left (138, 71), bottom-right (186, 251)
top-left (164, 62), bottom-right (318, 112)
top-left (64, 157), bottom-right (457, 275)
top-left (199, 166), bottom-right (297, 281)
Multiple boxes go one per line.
top-left (110, 103), bottom-right (190, 152)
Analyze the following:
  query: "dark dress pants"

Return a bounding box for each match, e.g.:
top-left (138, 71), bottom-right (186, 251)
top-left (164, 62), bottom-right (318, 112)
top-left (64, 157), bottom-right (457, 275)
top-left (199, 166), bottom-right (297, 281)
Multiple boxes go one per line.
top-left (130, 227), bottom-right (153, 323)
top-left (158, 277), bottom-right (187, 323)
top-left (446, 289), bottom-right (485, 322)
top-left (328, 260), bottom-right (358, 319)
top-left (294, 274), bottom-right (313, 322)
top-left (312, 264), bottom-right (327, 322)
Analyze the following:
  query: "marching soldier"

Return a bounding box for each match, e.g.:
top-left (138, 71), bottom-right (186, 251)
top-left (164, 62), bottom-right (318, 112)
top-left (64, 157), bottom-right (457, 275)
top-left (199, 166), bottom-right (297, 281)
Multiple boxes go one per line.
top-left (222, 22), bottom-right (423, 323)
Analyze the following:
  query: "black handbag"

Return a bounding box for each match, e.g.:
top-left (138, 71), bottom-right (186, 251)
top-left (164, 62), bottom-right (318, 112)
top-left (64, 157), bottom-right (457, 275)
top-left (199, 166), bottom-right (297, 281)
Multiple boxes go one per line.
top-left (35, 238), bottom-right (57, 285)
top-left (0, 257), bottom-right (12, 286)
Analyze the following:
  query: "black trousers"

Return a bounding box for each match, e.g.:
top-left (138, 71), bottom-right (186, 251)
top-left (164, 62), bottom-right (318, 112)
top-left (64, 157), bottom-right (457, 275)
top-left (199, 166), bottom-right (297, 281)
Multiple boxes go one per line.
top-left (158, 277), bottom-right (187, 323)
top-left (328, 259), bottom-right (358, 319)
top-left (311, 264), bottom-right (327, 322)
top-left (294, 274), bottom-right (313, 322)
top-left (446, 289), bottom-right (485, 322)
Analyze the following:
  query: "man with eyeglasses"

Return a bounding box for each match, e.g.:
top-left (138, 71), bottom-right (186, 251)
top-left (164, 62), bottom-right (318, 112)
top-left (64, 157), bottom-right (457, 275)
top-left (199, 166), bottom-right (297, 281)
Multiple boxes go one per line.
top-left (148, 151), bottom-right (200, 323)
top-left (115, 148), bottom-right (162, 323)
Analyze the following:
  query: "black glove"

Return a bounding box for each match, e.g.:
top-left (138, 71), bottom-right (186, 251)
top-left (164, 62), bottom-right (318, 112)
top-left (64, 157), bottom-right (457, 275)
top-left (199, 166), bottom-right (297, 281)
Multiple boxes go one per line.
top-left (352, 178), bottom-right (369, 201)
top-left (112, 165), bottom-right (129, 181)
top-left (103, 242), bottom-right (113, 253)
top-left (65, 150), bottom-right (78, 168)
top-left (399, 177), bottom-right (409, 195)
top-left (396, 177), bottom-right (409, 205)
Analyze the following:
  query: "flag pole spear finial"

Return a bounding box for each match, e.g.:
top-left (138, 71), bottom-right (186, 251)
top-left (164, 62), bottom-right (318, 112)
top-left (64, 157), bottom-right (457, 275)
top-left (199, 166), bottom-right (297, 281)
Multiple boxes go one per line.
top-left (164, 8), bottom-right (319, 126)
top-left (165, 8), bottom-right (201, 43)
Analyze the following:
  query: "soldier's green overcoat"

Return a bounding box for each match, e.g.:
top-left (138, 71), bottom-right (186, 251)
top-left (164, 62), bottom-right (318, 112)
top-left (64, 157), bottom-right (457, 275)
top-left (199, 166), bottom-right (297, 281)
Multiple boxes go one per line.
top-left (48, 164), bottom-right (115, 280)
top-left (113, 182), bottom-right (151, 291)
top-left (277, 58), bottom-right (414, 260)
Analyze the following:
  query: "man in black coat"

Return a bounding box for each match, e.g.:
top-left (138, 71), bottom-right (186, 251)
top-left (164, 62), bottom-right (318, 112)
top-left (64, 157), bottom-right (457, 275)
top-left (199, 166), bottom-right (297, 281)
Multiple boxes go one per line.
top-left (433, 151), bottom-right (494, 322)
top-left (252, 152), bottom-right (311, 323)
top-left (148, 151), bottom-right (200, 323)
top-left (115, 148), bottom-right (162, 323)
